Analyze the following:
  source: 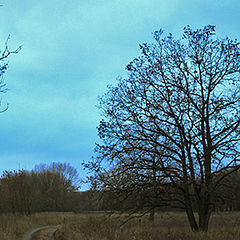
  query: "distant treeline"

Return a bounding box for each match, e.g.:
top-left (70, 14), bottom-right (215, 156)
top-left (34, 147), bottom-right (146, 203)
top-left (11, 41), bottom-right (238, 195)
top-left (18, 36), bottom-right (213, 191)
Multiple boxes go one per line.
top-left (0, 163), bottom-right (239, 215)
top-left (85, 170), bottom-right (240, 213)
top-left (0, 162), bottom-right (84, 214)
top-left (92, 171), bottom-right (240, 213)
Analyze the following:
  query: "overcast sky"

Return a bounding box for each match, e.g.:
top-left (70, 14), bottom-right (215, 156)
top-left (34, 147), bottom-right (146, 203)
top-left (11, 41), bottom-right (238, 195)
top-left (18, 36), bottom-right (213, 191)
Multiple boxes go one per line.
top-left (0, 0), bottom-right (239, 189)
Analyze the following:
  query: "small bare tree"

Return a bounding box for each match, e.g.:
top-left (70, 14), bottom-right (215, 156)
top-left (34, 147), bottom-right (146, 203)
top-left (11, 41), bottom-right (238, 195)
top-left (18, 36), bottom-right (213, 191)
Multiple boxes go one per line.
top-left (86, 25), bottom-right (240, 231)
top-left (0, 35), bottom-right (21, 112)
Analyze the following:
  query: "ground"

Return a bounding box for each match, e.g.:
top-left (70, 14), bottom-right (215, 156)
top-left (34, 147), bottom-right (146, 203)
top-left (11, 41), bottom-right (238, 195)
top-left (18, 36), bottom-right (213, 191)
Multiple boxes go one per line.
top-left (0, 211), bottom-right (240, 240)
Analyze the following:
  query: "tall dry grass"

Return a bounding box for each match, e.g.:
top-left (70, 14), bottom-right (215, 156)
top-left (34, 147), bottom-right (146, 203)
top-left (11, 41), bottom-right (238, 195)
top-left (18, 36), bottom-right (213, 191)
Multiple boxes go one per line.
top-left (0, 212), bottom-right (63, 240)
top-left (1, 211), bottom-right (240, 240)
top-left (55, 211), bottom-right (240, 240)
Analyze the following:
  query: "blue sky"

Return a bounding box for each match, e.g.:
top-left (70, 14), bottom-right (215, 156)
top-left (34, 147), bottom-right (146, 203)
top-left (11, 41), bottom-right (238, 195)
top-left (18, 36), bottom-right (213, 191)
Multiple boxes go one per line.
top-left (0, 0), bottom-right (239, 189)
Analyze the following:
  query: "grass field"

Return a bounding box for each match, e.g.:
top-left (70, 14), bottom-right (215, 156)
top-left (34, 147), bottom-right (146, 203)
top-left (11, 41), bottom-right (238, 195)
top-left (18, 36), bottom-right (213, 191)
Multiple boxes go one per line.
top-left (1, 211), bottom-right (240, 240)
top-left (0, 212), bottom-right (63, 240)
top-left (55, 211), bottom-right (240, 240)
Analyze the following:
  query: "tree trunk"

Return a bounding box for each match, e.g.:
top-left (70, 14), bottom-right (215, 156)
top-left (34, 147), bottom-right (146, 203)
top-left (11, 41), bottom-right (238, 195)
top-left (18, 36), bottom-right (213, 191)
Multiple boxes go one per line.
top-left (186, 206), bottom-right (199, 231)
top-left (197, 187), bottom-right (212, 231)
top-left (184, 192), bottom-right (199, 231)
top-left (149, 208), bottom-right (155, 222)
top-left (198, 203), bottom-right (211, 231)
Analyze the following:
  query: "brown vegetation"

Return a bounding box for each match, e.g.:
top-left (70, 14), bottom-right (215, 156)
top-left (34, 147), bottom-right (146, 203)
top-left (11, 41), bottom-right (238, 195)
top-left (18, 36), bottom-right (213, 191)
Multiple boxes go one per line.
top-left (0, 162), bottom-right (80, 215)
top-left (31, 226), bottom-right (60, 240)
top-left (31, 229), bottom-right (49, 240)
top-left (0, 212), bottom-right (63, 240)
top-left (0, 211), bottom-right (240, 240)
top-left (55, 212), bottom-right (240, 240)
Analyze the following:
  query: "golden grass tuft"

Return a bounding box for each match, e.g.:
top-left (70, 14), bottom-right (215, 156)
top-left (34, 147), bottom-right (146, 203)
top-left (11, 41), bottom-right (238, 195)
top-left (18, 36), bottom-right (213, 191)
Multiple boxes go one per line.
top-left (31, 229), bottom-right (48, 240)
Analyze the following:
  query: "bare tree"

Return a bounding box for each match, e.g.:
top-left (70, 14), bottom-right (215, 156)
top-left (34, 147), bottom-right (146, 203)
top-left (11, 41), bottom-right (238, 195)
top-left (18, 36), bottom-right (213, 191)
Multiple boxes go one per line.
top-left (0, 163), bottom-right (80, 214)
top-left (34, 162), bottom-right (80, 191)
top-left (0, 170), bottom-right (32, 214)
top-left (86, 25), bottom-right (240, 231)
top-left (0, 35), bottom-right (21, 112)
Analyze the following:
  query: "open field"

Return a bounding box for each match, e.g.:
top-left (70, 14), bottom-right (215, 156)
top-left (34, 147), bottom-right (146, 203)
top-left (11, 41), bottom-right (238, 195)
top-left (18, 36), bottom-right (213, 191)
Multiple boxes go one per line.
top-left (0, 211), bottom-right (240, 240)
top-left (0, 212), bottom-right (63, 240)
top-left (55, 211), bottom-right (240, 240)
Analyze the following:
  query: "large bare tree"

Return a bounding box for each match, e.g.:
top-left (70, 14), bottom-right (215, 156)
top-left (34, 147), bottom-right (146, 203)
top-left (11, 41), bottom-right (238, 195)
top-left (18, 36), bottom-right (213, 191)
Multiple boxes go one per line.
top-left (87, 25), bottom-right (240, 231)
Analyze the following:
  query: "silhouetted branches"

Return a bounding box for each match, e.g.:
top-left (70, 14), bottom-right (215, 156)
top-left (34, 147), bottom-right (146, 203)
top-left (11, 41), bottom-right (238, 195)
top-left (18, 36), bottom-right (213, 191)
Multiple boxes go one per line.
top-left (0, 35), bottom-right (21, 112)
top-left (86, 25), bottom-right (240, 231)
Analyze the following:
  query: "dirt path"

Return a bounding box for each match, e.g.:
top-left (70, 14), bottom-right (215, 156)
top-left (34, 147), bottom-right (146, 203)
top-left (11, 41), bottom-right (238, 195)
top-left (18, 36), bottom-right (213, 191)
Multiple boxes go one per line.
top-left (20, 225), bottom-right (60, 240)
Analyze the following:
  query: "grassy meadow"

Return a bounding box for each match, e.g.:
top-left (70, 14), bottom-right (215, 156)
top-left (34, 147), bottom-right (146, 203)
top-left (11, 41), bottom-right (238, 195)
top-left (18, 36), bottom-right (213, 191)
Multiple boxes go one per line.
top-left (0, 212), bottom-right (63, 240)
top-left (0, 211), bottom-right (240, 240)
top-left (55, 211), bottom-right (240, 240)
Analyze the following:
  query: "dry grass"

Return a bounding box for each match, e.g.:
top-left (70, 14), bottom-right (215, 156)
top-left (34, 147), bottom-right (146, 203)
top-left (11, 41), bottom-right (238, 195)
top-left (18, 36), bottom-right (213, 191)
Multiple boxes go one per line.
top-left (0, 211), bottom-right (240, 240)
top-left (0, 212), bottom-right (63, 240)
top-left (55, 211), bottom-right (240, 240)
top-left (31, 229), bottom-right (49, 240)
